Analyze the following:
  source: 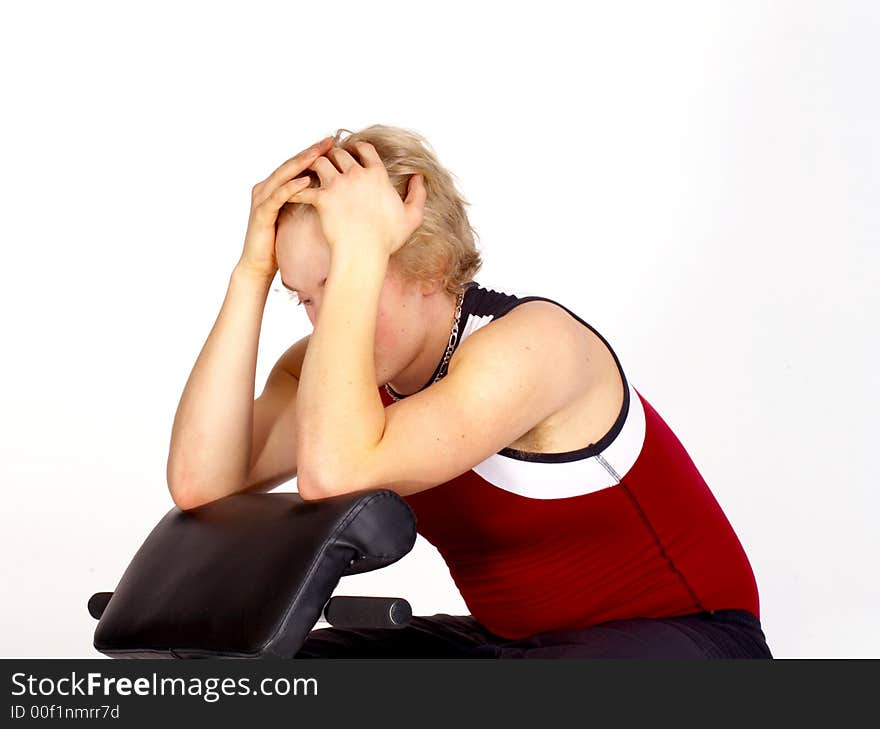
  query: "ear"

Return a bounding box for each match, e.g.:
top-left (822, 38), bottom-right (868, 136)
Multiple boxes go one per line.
top-left (403, 173), bottom-right (427, 231)
top-left (418, 276), bottom-right (444, 296)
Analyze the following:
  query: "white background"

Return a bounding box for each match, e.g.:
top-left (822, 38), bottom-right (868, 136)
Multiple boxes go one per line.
top-left (1, 1), bottom-right (876, 658)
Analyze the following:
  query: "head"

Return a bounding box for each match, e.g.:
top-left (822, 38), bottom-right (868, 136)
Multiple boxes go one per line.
top-left (275, 124), bottom-right (483, 385)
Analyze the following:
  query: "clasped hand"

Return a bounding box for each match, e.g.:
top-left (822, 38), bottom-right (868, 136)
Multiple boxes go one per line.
top-left (289, 141), bottom-right (426, 259)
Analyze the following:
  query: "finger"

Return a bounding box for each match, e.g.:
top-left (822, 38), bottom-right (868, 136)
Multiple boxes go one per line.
top-left (326, 146), bottom-right (361, 173)
top-left (351, 140), bottom-right (383, 168)
top-left (285, 185), bottom-right (321, 207)
top-left (255, 136), bottom-right (334, 202)
top-left (309, 155), bottom-right (341, 186)
top-left (256, 176), bottom-right (312, 222)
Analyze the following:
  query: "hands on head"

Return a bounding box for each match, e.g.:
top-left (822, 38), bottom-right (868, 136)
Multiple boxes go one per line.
top-left (237, 135), bottom-right (426, 280)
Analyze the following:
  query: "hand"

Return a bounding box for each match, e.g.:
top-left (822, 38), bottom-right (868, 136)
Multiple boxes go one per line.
top-left (237, 135), bottom-right (335, 278)
top-left (287, 141), bottom-right (427, 258)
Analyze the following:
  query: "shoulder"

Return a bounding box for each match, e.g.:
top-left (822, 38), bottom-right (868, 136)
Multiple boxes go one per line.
top-left (272, 333), bottom-right (312, 380)
top-left (448, 299), bottom-right (597, 410)
top-left (459, 298), bottom-right (593, 362)
top-left (501, 299), bottom-right (585, 334)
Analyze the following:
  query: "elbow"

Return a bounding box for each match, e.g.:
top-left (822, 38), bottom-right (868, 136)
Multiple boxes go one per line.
top-left (166, 454), bottom-right (221, 511)
top-left (168, 484), bottom-right (195, 511)
top-left (295, 467), bottom-right (334, 502)
top-left (167, 462), bottom-right (199, 511)
top-left (296, 461), bottom-right (363, 502)
top-left (167, 464), bottom-right (215, 511)
top-left (167, 480), bottom-right (207, 511)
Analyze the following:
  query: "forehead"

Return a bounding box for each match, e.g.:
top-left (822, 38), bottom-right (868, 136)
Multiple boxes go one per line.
top-left (275, 207), bottom-right (330, 289)
top-left (277, 203), bottom-right (321, 241)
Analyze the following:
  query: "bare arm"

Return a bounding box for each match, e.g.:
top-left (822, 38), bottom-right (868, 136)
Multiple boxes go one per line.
top-left (244, 334), bottom-right (311, 494)
top-left (166, 265), bottom-right (277, 510)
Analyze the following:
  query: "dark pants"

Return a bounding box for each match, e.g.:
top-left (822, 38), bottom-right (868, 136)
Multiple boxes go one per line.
top-left (294, 609), bottom-right (773, 659)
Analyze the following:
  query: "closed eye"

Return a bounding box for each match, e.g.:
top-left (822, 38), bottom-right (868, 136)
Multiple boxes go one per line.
top-left (286, 290), bottom-right (311, 306)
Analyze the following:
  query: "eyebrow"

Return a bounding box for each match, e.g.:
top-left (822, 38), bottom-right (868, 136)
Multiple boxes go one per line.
top-left (280, 276), bottom-right (327, 294)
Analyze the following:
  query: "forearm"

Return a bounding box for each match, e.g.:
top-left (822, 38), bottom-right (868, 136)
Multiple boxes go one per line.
top-left (294, 246), bottom-right (388, 493)
top-left (166, 264), bottom-right (273, 507)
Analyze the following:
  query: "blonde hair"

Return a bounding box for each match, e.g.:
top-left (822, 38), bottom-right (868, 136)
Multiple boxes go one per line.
top-left (280, 124), bottom-right (482, 296)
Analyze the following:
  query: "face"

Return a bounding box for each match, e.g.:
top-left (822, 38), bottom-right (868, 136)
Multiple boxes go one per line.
top-left (275, 205), bottom-right (430, 386)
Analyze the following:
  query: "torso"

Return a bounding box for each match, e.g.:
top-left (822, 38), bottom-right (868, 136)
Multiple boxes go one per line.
top-left (385, 280), bottom-right (761, 638)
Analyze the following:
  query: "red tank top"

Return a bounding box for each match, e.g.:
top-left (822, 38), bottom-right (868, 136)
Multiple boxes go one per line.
top-left (379, 281), bottom-right (761, 640)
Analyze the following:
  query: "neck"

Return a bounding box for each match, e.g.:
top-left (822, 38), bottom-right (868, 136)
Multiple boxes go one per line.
top-left (387, 290), bottom-right (460, 396)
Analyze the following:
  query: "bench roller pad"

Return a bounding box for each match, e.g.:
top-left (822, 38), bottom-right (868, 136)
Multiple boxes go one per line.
top-left (93, 489), bottom-right (417, 658)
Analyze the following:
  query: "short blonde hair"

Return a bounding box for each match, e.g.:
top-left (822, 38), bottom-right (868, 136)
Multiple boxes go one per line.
top-left (280, 124), bottom-right (482, 296)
